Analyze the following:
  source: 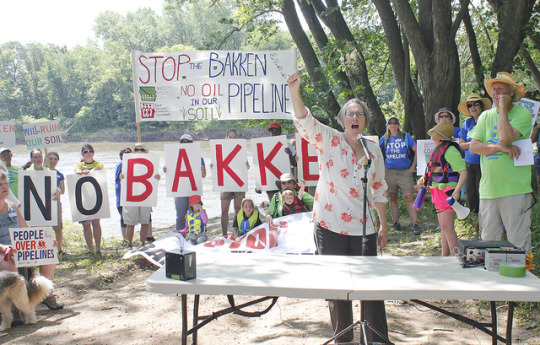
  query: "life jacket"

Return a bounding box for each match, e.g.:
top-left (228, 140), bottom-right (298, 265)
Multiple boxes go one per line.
top-left (186, 210), bottom-right (206, 238)
top-left (236, 210), bottom-right (260, 236)
top-left (281, 197), bottom-right (306, 216)
top-left (427, 141), bottom-right (463, 185)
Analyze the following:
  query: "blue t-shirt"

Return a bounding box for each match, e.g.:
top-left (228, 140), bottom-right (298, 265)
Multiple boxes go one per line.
top-left (115, 161), bottom-right (122, 207)
top-left (458, 117), bottom-right (481, 165)
top-left (55, 170), bottom-right (65, 187)
top-left (379, 133), bottom-right (416, 169)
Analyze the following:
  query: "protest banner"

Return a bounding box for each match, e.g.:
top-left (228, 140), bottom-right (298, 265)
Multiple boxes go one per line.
top-left (22, 120), bottom-right (64, 150)
top-left (416, 139), bottom-right (436, 176)
top-left (0, 121), bottom-right (16, 147)
top-left (164, 143), bottom-right (203, 197)
top-left (121, 153), bottom-right (160, 207)
top-left (9, 227), bottom-right (58, 267)
top-left (66, 170), bottom-right (111, 222)
top-left (295, 133), bottom-right (319, 187)
top-left (516, 97), bottom-right (540, 128)
top-left (210, 139), bottom-right (248, 192)
top-left (251, 135), bottom-right (291, 191)
top-left (131, 50), bottom-right (297, 122)
top-left (18, 170), bottom-right (58, 226)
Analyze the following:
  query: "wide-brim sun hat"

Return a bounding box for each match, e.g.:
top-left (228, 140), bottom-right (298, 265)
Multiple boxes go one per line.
top-left (279, 173), bottom-right (295, 183)
top-left (484, 71), bottom-right (526, 102)
top-left (458, 93), bottom-right (492, 116)
top-left (428, 122), bottom-right (455, 141)
top-left (434, 107), bottom-right (456, 124)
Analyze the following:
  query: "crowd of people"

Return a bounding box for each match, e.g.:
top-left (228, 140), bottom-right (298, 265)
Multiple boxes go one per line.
top-left (0, 70), bottom-right (536, 340)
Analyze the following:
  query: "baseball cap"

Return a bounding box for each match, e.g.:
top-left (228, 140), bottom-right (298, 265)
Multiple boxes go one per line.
top-left (180, 134), bottom-right (193, 142)
top-left (268, 122), bottom-right (281, 130)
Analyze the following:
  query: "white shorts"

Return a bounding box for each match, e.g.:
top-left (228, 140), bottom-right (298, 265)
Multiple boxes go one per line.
top-left (122, 206), bottom-right (152, 225)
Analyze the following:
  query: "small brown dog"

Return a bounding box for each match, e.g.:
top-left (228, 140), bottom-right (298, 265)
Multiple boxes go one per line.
top-left (0, 271), bottom-right (53, 331)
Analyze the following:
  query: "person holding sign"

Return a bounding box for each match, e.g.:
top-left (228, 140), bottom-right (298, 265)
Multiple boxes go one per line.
top-left (469, 72), bottom-right (533, 253)
top-left (265, 173), bottom-right (313, 223)
top-left (46, 152), bottom-right (66, 256)
top-left (417, 122), bottom-right (467, 256)
top-left (218, 129), bottom-right (249, 237)
top-left (120, 143), bottom-right (160, 249)
top-left (74, 144), bottom-right (104, 255)
top-left (0, 148), bottom-right (21, 199)
top-left (287, 72), bottom-right (389, 344)
top-left (378, 116), bottom-right (420, 235)
top-left (0, 171), bottom-right (63, 310)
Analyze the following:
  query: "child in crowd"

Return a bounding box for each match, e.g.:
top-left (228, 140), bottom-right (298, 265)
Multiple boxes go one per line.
top-left (418, 122), bottom-right (467, 256)
top-left (177, 195), bottom-right (208, 245)
top-left (74, 144), bottom-right (104, 254)
top-left (268, 179), bottom-right (307, 223)
top-left (232, 199), bottom-right (261, 241)
top-left (47, 151), bottom-right (66, 255)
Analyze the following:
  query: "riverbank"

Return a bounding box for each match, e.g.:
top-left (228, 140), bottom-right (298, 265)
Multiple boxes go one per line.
top-left (1, 217), bottom-right (539, 344)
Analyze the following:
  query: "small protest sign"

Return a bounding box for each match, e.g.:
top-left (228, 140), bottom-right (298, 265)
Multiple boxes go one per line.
top-left (9, 227), bottom-right (58, 267)
top-left (22, 120), bottom-right (64, 150)
top-left (0, 121), bottom-right (16, 147)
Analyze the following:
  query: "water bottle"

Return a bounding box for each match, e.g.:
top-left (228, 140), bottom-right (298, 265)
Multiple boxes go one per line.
top-left (413, 186), bottom-right (427, 210)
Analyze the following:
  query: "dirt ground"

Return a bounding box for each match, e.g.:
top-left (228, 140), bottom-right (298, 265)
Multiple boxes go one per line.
top-left (1, 220), bottom-right (539, 345)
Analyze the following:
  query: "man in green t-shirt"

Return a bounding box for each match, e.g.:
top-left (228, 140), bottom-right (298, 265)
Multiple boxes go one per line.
top-left (0, 148), bottom-right (20, 198)
top-left (469, 72), bottom-right (533, 253)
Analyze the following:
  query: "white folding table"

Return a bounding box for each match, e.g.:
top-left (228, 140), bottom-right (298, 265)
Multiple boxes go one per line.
top-left (147, 253), bottom-right (540, 344)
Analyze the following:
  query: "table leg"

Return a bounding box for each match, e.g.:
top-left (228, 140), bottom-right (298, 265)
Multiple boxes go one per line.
top-left (193, 295), bottom-right (200, 345)
top-left (181, 294), bottom-right (187, 345)
top-left (506, 302), bottom-right (515, 345)
top-left (491, 302), bottom-right (497, 345)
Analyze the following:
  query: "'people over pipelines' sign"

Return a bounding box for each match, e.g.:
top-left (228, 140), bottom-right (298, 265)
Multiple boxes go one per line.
top-left (9, 227), bottom-right (58, 267)
top-left (131, 50), bottom-right (297, 122)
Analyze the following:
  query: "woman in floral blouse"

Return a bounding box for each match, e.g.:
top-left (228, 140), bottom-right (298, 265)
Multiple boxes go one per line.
top-left (287, 72), bottom-right (389, 344)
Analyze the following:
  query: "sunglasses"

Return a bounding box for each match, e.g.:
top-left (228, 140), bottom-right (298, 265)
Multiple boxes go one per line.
top-left (439, 115), bottom-right (451, 118)
top-left (388, 121), bottom-right (399, 125)
top-left (82, 150), bottom-right (94, 154)
top-left (180, 140), bottom-right (192, 143)
top-left (134, 148), bottom-right (146, 152)
top-left (281, 180), bottom-right (294, 185)
top-left (467, 101), bottom-right (481, 108)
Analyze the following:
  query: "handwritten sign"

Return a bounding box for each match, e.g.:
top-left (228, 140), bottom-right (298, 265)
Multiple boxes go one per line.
top-left (22, 120), bottom-right (64, 149)
top-left (9, 227), bottom-right (58, 267)
top-left (131, 50), bottom-right (297, 122)
top-left (0, 121), bottom-right (16, 147)
top-left (66, 170), bottom-right (111, 222)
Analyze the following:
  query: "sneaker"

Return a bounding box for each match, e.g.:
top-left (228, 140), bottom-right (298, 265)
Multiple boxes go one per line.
top-left (42, 295), bottom-right (64, 311)
top-left (413, 224), bottom-right (422, 235)
top-left (145, 237), bottom-right (156, 243)
top-left (434, 225), bottom-right (441, 232)
top-left (391, 222), bottom-right (401, 231)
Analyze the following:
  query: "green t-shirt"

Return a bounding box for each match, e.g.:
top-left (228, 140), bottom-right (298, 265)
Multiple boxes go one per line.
top-left (468, 106), bottom-right (532, 199)
top-left (6, 165), bottom-right (20, 198)
top-left (75, 160), bottom-right (104, 171)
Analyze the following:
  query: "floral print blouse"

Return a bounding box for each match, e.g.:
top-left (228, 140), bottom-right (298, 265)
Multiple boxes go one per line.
top-left (294, 110), bottom-right (387, 236)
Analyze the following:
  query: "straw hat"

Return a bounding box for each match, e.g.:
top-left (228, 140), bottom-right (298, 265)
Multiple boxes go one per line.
top-left (458, 94), bottom-right (492, 117)
top-left (428, 122), bottom-right (455, 141)
top-left (484, 72), bottom-right (526, 102)
top-left (434, 107), bottom-right (456, 124)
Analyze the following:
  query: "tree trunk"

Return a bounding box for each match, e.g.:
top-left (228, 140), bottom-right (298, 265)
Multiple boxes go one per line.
top-left (282, 0), bottom-right (341, 126)
top-left (462, 4), bottom-right (486, 93)
top-left (488, 0), bottom-right (535, 75)
top-left (373, 0), bottom-right (426, 138)
top-left (391, 0), bottom-right (462, 129)
top-left (519, 47), bottom-right (540, 90)
top-left (309, 0), bottom-right (386, 136)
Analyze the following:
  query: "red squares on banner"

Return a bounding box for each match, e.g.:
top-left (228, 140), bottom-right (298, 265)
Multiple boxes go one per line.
top-left (140, 103), bottom-right (155, 119)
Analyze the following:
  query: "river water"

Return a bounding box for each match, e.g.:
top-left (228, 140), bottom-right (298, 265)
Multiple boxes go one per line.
top-left (9, 141), bottom-right (269, 238)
